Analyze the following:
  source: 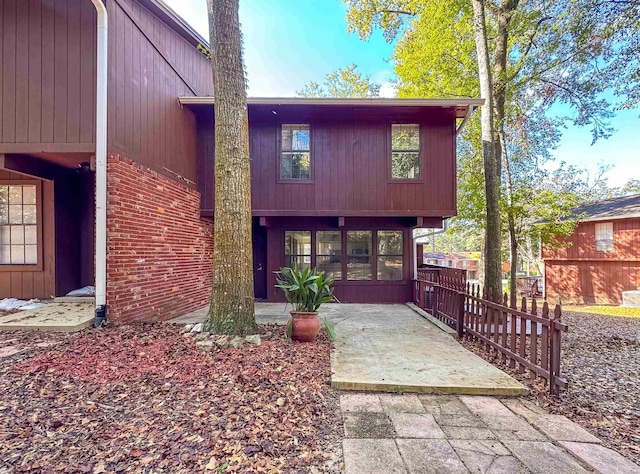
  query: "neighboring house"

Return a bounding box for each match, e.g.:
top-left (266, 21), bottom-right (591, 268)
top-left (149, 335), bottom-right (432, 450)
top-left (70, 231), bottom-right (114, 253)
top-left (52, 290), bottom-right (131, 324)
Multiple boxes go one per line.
top-left (0, 0), bottom-right (481, 322)
top-left (543, 194), bottom-right (640, 305)
top-left (421, 252), bottom-right (480, 280)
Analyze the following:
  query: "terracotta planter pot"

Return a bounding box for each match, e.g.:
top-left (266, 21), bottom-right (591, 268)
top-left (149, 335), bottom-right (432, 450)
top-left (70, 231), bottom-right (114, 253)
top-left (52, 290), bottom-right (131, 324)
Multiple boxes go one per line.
top-left (290, 311), bottom-right (321, 342)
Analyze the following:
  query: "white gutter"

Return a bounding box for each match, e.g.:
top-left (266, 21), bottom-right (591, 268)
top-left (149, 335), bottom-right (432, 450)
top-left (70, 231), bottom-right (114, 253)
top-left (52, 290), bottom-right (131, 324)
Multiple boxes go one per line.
top-left (92, 0), bottom-right (108, 326)
top-left (455, 105), bottom-right (477, 136)
top-left (179, 96), bottom-right (485, 110)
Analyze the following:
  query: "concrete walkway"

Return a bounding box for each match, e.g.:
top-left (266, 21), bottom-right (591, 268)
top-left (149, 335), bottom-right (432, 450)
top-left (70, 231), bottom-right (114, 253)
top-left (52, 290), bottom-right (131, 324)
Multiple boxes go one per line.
top-left (328, 304), bottom-right (527, 395)
top-left (0, 303), bottom-right (94, 332)
top-left (340, 393), bottom-right (640, 474)
top-left (170, 303), bottom-right (526, 395)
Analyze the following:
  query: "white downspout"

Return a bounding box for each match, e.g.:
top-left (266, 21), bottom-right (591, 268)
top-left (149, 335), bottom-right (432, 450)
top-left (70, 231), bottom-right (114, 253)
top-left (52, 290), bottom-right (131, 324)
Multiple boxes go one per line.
top-left (413, 221), bottom-right (449, 279)
top-left (92, 0), bottom-right (108, 326)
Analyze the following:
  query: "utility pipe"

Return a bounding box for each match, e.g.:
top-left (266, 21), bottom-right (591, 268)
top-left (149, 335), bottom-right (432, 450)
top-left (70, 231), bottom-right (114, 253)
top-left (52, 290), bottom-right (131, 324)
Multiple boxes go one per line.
top-left (92, 0), bottom-right (108, 327)
top-left (412, 220), bottom-right (449, 280)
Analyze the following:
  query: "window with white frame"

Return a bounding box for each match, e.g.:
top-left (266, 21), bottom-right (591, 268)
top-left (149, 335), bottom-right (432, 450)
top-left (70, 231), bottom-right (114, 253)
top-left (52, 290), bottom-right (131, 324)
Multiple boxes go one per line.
top-left (0, 184), bottom-right (38, 265)
top-left (595, 222), bottom-right (613, 252)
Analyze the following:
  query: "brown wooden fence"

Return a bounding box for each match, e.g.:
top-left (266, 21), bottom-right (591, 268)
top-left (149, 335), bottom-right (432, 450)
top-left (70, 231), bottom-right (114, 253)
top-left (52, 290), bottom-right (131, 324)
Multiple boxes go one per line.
top-left (413, 274), bottom-right (568, 395)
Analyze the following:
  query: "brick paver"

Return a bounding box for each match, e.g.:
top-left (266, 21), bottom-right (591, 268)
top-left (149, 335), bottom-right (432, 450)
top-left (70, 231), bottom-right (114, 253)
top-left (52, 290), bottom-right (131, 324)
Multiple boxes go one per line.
top-left (340, 393), bottom-right (640, 474)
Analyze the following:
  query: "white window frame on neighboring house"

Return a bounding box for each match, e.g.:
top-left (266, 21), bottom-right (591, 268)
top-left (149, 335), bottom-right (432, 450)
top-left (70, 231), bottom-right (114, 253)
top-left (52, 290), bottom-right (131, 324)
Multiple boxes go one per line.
top-left (595, 222), bottom-right (614, 252)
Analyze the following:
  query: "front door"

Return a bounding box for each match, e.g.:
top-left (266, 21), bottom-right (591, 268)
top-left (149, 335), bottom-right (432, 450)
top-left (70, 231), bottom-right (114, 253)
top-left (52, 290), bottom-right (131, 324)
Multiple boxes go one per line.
top-left (252, 223), bottom-right (267, 300)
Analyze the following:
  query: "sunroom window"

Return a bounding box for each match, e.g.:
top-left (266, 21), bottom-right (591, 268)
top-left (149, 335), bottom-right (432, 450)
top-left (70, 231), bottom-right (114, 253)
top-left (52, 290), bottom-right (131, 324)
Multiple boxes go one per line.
top-left (284, 231), bottom-right (311, 269)
top-left (377, 231), bottom-right (403, 280)
top-left (346, 231), bottom-right (372, 281)
top-left (316, 231), bottom-right (341, 280)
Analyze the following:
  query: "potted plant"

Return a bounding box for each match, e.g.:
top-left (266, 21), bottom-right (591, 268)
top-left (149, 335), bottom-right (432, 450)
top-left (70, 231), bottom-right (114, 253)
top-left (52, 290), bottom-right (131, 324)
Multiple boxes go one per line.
top-left (275, 266), bottom-right (335, 342)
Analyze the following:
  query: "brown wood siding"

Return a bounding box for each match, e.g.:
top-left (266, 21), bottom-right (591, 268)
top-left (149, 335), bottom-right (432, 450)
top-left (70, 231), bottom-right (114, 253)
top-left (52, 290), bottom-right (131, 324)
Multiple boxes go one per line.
top-left (196, 106), bottom-right (457, 217)
top-left (0, 0), bottom-right (96, 149)
top-left (107, 0), bottom-right (212, 183)
top-left (0, 169), bottom-right (55, 299)
top-left (545, 261), bottom-right (640, 305)
top-left (543, 218), bottom-right (640, 304)
top-left (543, 220), bottom-right (640, 261)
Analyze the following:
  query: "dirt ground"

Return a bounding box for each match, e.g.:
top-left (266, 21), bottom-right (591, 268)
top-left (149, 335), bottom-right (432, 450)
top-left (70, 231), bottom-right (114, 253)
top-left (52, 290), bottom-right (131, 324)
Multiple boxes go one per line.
top-left (461, 308), bottom-right (640, 464)
top-left (0, 324), bottom-right (343, 473)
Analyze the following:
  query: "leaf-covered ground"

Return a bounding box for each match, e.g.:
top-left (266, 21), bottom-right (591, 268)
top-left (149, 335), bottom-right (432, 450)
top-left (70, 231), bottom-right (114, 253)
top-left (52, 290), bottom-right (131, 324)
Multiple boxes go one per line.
top-left (461, 309), bottom-right (640, 464)
top-left (0, 324), bottom-right (342, 473)
top-left (563, 304), bottom-right (640, 318)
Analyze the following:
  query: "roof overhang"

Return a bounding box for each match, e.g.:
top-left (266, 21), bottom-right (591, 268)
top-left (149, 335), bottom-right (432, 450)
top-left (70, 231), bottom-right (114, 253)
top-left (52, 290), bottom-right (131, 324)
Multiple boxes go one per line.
top-left (178, 96), bottom-right (484, 118)
top-left (141, 0), bottom-right (209, 48)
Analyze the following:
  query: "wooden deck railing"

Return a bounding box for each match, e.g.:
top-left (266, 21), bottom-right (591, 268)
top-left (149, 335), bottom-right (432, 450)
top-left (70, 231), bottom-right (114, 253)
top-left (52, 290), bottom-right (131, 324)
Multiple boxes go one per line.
top-left (413, 276), bottom-right (568, 395)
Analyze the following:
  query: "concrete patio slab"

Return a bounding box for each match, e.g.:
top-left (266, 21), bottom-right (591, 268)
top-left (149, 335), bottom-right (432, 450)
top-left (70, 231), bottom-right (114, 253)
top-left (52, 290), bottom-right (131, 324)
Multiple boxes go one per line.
top-left (168, 303), bottom-right (295, 326)
top-left (342, 439), bottom-right (406, 474)
top-left (502, 441), bottom-right (589, 473)
top-left (396, 439), bottom-right (468, 474)
top-left (389, 413), bottom-right (446, 439)
top-left (379, 394), bottom-right (426, 414)
top-left (450, 439), bottom-right (527, 474)
top-left (344, 412), bottom-right (396, 439)
top-left (559, 441), bottom-right (640, 474)
top-left (340, 393), bottom-right (383, 413)
top-left (531, 415), bottom-right (602, 443)
top-left (0, 303), bottom-right (93, 332)
top-left (329, 305), bottom-right (527, 395)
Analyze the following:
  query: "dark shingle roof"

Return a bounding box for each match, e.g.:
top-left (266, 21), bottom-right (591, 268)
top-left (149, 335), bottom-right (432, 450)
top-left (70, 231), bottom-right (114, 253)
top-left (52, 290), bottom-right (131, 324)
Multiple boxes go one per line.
top-left (572, 194), bottom-right (640, 222)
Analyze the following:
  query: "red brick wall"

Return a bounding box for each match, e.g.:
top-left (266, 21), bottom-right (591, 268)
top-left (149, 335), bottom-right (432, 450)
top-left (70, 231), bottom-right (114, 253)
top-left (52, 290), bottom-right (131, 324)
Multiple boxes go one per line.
top-left (106, 155), bottom-right (214, 323)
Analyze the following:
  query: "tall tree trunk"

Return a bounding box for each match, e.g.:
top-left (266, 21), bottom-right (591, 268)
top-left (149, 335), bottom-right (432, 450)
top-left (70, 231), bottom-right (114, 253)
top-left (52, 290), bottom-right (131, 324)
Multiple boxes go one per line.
top-left (471, 0), bottom-right (502, 301)
top-left (501, 130), bottom-right (518, 307)
top-left (206, 0), bottom-right (257, 335)
top-left (494, 1), bottom-right (519, 306)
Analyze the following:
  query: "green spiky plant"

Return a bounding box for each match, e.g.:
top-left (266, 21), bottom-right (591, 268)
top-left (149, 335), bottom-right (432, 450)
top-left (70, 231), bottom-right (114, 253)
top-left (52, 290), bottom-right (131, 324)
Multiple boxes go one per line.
top-left (276, 266), bottom-right (336, 341)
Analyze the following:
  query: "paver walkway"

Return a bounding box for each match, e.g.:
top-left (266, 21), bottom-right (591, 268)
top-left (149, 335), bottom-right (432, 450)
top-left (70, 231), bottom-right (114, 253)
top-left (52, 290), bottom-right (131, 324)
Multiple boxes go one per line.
top-left (340, 393), bottom-right (640, 474)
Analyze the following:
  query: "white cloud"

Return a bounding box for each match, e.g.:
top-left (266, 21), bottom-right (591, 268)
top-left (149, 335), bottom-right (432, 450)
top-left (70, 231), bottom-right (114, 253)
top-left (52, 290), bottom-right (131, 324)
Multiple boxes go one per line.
top-left (379, 82), bottom-right (397, 98)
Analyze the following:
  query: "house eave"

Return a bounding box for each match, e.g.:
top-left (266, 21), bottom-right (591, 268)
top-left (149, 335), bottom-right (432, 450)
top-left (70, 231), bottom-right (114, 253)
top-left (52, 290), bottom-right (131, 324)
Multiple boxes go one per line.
top-left (178, 96), bottom-right (485, 118)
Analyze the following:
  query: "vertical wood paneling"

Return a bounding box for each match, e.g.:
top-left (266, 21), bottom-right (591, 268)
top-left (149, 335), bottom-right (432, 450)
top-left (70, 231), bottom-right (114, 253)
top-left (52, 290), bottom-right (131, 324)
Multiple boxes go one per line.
top-left (14, 0), bottom-right (29, 142)
top-left (0, 0), bottom-right (94, 145)
top-left (66, 0), bottom-right (81, 143)
top-left (102, 0), bottom-right (213, 183)
top-left (53, 0), bottom-right (68, 143)
top-left (28, 0), bottom-right (42, 142)
top-left (2, 0), bottom-right (17, 142)
top-left (197, 107), bottom-right (458, 216)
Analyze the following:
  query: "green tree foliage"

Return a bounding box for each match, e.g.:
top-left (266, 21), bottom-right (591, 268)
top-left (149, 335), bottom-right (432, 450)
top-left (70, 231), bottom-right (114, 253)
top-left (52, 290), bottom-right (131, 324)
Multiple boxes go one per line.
top-left (343, 0), bottom-right (638, 299)
top-left (297, 64), bottom-right (381, 98)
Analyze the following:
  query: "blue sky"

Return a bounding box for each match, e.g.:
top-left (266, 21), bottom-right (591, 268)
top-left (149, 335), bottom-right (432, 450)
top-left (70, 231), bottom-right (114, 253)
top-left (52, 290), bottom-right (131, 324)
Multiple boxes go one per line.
top-left (165, 0), bottom-right (639, 188)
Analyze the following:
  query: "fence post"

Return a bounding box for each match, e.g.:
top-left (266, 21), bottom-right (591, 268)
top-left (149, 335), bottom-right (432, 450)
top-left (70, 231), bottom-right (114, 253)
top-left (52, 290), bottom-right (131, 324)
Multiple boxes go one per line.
top-left (549, 304), bottom-right (562, 396)
top-left (457, 291), bottom-right (465, 339)
top-left (432, 285), bottom-right (439, 319)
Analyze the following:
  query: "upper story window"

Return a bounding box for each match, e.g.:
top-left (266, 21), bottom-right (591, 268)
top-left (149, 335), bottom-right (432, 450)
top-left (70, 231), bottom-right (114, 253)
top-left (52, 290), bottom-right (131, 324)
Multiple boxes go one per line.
top-left (280, 124), bottom-right (311, 180)
top-left (0, 184), bottom-right (39, 266)
top-left (391, 124), bottom-right (420, 179)
top-left (595, 222), bottom-right (613, 252)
